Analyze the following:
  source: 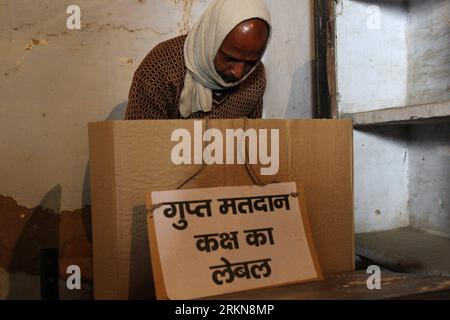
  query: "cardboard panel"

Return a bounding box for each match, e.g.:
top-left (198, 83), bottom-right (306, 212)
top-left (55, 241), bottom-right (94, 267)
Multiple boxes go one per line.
top-left (88, 119), bottom-right (354, 300)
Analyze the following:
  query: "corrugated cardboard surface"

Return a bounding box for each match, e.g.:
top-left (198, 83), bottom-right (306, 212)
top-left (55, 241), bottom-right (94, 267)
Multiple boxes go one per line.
top-left (88, 119), bottom-right (354, 300)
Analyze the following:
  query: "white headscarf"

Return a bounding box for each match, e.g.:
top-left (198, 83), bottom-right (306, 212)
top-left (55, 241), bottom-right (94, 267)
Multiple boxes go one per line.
top-left (179, 0), bottom-right (272, 118)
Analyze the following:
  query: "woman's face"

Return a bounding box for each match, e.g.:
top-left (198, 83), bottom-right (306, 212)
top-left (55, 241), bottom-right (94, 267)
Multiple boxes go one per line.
top-left (214, 19), bottom-right (270, 84)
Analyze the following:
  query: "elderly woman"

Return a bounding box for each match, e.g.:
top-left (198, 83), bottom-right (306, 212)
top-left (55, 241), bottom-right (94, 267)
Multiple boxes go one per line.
top-left (125, 0), bottom-right (272, 120)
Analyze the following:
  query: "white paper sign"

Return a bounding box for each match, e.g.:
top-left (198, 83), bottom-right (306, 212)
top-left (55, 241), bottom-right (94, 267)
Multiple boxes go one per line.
top-left (147, 182), bottom-right (322, 300)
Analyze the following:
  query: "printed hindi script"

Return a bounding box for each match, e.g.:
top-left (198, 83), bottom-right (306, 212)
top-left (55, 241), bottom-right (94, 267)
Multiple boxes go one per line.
top-left (147, 182), bottom-right (323, 300)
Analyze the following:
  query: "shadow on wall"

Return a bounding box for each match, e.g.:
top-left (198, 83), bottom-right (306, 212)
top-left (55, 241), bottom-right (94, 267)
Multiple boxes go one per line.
top-left (129, 205), bottom-right (155, 300)
top-left (7, 185), bottom-right (61, 299)
top-left (5, 102), bottom-right (128, 300)
top-left (354, 125), bottom-right (411, 143)
top-left (284, 60), bottom-right (314, 119)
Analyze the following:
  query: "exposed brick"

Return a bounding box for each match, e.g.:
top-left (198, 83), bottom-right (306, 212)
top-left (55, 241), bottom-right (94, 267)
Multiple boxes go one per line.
top-left (0, 195), bottom-right (92, 281)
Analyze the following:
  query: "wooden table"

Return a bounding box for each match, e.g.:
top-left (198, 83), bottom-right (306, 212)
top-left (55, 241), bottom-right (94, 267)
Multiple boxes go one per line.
top-left (206, 271), bottom-right (450, 300)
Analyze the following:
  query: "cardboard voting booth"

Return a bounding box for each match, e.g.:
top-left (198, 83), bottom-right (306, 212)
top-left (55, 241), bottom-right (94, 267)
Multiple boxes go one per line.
top-left (88, 119), bottom-right (354, 300)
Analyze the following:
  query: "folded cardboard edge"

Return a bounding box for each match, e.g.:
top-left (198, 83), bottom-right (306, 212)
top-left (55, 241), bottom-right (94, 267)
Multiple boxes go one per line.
top-left (88, 122), bottom-right (121, 300)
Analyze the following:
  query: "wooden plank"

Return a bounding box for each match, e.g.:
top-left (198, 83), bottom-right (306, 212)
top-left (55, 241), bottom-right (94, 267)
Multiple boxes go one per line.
top-left (341, 100), bottom-right (450, 126)
top-left (205, 270), bottom-right (450, 300)
top-left (314, 0), bottom-right (331, 119)
top-left (326, 0), bottom-right (338, 119)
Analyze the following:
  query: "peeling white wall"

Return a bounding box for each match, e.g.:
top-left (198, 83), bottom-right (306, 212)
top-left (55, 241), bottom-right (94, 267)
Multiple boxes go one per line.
top-left (336, 0), bottom-right (449, 114)
top-left (337, 0), bottom-right (450, 235)
top-left (407, 0), bottom-right (450, 106)
top-left (0, 0), bottom-right (314, 211)
top-left (336, 0), bottom-right (409, 114)
top-left (354, 127), bottom-right (410, 234)
top-left (408, 123), bottom-right (450, 238)
top-left (355, 122), bottom-right (450, 236)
